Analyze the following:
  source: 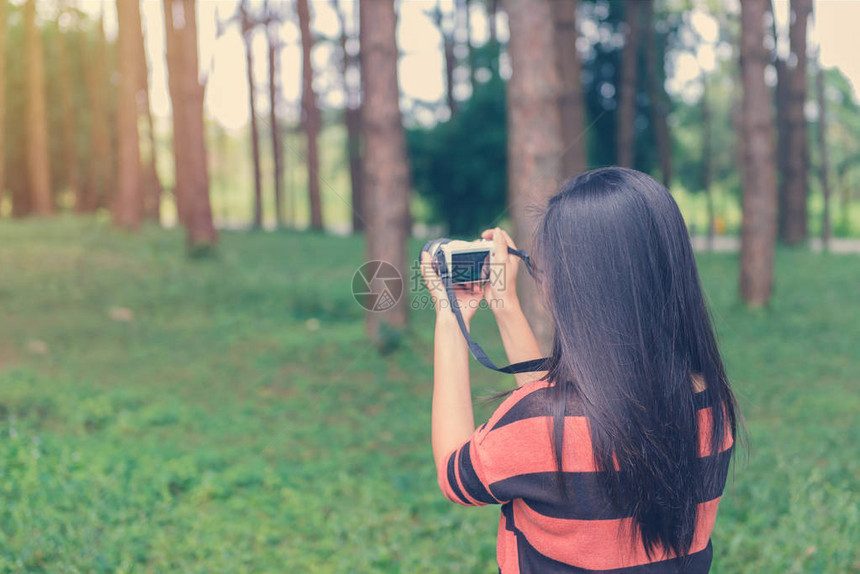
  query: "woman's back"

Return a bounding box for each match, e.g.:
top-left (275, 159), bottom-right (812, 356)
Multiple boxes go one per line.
top-left (424, 168), bottom-right (742, 574)
top-left (441, 380), bottom-right (734, 573)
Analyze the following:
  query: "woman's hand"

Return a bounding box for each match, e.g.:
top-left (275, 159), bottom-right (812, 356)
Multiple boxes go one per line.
top-left (420, 252), bottom-right (484, 325)
top-left (480, 228), bottom-right (520, 314)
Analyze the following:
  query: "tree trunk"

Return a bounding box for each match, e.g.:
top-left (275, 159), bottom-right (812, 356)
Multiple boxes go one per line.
top-left (488, 0), bottom-right (498, 44)
top-left (504, 0), bottom-right (563, 350)
top-left (458, 0), bottom-right (476, 92)
top-left (82, 18), bottom-right (111, 213)
top-left (702, 77), bottom-right (715, 251)
top-left (781, 0), bottom-right (812, 245)
top-left (816, 57), bottom-right (832, 250)
top-left (775, 57), bottom-right (789, 237)
top-left (552, 0), bottom-right (587, 178)
top-left (360, 0), bottom-right (411, 340)
top-left (333, 0), bottom-right (364, 233)
top-left (114, 0), bottom-right (144, 229)
top-left (240, 1), bottom-right (264, 229)
top-left (24, 0), bottom-right (53, 215)
top-left (0, 0), bottom-right (5, 212)
top-left (265, 3), bottom-right (284, 228)
top-left (642, 0), bottom-right (672, 187)
top-left (739, 0), bottom-right (778, 307)
top-left (433, 1), bottom-right (457, 116)
top-left (163, 0), bottom-right (217, 249)
top-left (135, 2), bottom-right (163, 222)
top-left (616, 0), bottom-right (640, 168)
top-left (298, 0), bottom-right (322, 230)
top-left (56, 7), bottom-right (80, 206)
top-left (163, 0), bottom-right (187, 224)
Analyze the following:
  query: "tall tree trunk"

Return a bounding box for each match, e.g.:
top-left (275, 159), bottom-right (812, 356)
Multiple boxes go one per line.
top-left (775, 58), bottom-right (789, 237)
top-left (552, 0), bottom-right (587, 178)
top-left (82, 18), bottom-right (111, 213)
top-left (432, 1), bottom-right (457, 116)
top-left (135, 3), bottom-right (163, 222)
top-left (504, 0), bottom-right (563, 349)
top-left (642, 0), bottom-right (672, 187)
top-left (298, 0), bottom-right (322, 230)
top-left (163, 0), bottom-right (217, 249)
top-left (240, 1), bottom-right (264, 229)
top-left (24, 0), bottom-right (53, 215)
top-left (771, 5), bottom-right (790, 239)
top-left (0, 0), bottom-right (5, 212)
top-left (56, 7), bottom-right (79, 205)
top-left (265, 1), bottom-right (284, 228)
top-left (333, 0), bottom-right (364, 233)
top-left (616, 1), bottom-right (640, 168)
top-left (360, 0), bottom-right (411, 339)
top-left (487, 0), bottom-right (499, 75)
top-left (114, 0), bottom-right (144, 229)
top-left (739, 0), bottom-right (778, 307)
top-left (458, 0), bottom-right (476, 91)
top-left (163, 0), bottom-right (187, 224)
top-left (702, 77), bottom-right (715, 251)
top-left (816, 57), bottom-right (832, 250)
top-left (781, 0), bottom-right (812, 245)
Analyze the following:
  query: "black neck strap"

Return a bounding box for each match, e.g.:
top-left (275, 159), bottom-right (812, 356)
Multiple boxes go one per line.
top-left (439, 246), bottom-right (549, 374)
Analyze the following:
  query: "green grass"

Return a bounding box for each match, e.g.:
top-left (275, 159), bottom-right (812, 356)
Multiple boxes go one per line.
top-left (0, 217), bottom-right (857, 573)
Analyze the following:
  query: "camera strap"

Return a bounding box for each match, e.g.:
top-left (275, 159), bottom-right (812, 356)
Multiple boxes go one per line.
top-left (438, 247), bottom-right (549, 374)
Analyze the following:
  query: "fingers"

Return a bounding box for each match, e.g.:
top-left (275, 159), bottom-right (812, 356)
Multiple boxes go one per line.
top-left (498, 228), bottom-right (517, 250)
top-left (420, 252), bottom-right (443, 296)
top-left (490, 227), bottom-right (508, 263)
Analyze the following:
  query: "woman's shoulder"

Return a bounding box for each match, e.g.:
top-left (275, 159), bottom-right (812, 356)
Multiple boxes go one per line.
top-left (481, 380), bottom-right (578, 438)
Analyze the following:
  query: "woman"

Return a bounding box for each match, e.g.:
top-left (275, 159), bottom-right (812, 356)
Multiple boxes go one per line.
top-left (421, 168), bottom-right (742, 573)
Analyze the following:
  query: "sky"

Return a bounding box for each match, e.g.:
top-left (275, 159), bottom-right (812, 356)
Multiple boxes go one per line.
top-left (78, 0), bottom-right (860, 132)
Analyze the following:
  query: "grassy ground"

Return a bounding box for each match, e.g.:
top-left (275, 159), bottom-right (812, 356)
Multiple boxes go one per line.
top-left (0, 217), bottom-right (857, 573)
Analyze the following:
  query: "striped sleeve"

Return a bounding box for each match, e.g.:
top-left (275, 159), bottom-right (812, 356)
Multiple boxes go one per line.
top-left (438, 382), bottom-right (551, 506)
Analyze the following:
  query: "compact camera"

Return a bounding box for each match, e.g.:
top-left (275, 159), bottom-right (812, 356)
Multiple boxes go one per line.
top-left (422, 238), bottom-right (495, 285)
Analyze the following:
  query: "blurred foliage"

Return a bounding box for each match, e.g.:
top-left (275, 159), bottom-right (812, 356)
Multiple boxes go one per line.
top-left (407, 59), bottom-right (507, 237)
top-left (0, 219), bottom-right (858, 572)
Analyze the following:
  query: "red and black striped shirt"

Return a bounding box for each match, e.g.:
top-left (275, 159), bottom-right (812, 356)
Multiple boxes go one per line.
top-left (440, 380), bottom-right (733, 574)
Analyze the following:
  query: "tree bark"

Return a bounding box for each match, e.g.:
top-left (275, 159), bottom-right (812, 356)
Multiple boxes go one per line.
top-left (360, 0), bottom-right (411, 339)
top-left (504, 0), bottom-right (563, 350)
top-left (0, 0), bottom-right (5, 212)
top-left (458, 0), bottom-right (476, 92)
top-left (739, 0), bottom-right (778, 307)
top-left (240, 1), bottom-right (264, 229)
top-left (24, 0), bottom-right (53, 215)
top-left (642, 0), bottom-right (672, 187)
top-left (433, 1), bottom-right (457, 116)
top-left (488, 0), bottom-right (498, 44)
top-left (265, 2), bottom-right (284, 228)
top-left (82, 18), bottom-right (111, 213)
top-left (816, 57), bottom-right (832, 250)
top-left (163, 0), bottom-right (217, 249)
top-left (552, 0), bottom-right (587, 178)
top-left (55, 5), bottom-right (80, 206)
top-left (135, 2), bottom-right (163, 222)
top-left (775, 57), bottom-right (789, 236)
top-left (298, 0), bottom-right (323, 231)
top-left (616, 1), bottom-right (640, 169)
top-left (163, 0), bottom-right (187, 224)
top-left (781, 0), bottom-right (812, 245)
top-left (114, 0), bottom-right (144, 229)
top-left (333, 0), bottom-right (364, 233)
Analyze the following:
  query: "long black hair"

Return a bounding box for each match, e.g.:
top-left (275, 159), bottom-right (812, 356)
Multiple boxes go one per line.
top-left (533, 167), bottom-right (741, 559)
